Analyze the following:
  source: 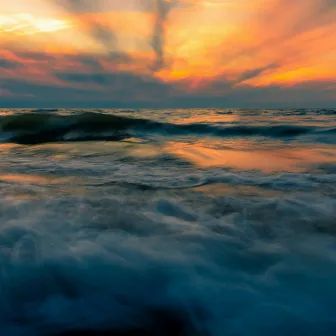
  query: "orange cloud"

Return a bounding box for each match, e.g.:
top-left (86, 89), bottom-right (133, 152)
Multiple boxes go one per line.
top-left (0, 0), bottom-right (335, 106)
top-left (150, 0), bottom-right (335, 91)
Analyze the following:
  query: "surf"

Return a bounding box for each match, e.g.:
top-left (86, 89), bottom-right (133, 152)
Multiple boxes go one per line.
top-left (1, 110), bottom-right (334, 145)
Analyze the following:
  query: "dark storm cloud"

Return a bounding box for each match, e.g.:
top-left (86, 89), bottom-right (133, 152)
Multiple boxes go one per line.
top-left (54, 71), bottom-right (174, 98)
top-left (0, 70), bottom-right (176, 107)
top-left (67, 53), bottom-right (134, 73)
top-left (72, 55), bottom-right (103, 71)
top-left (11, 52), bottom-right (56, 62)
top-left (0, 59), bottom-right (21, 69)
top-left (56, 73), bottom-right (109, 85)
top-left (1, 71), bottom-right (335, 109)
top-left (0, 78), bottom-right (90, 106)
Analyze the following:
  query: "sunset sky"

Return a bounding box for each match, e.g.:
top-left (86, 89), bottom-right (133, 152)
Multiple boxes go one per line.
top-left (0, 0), bottom-right (335, 107)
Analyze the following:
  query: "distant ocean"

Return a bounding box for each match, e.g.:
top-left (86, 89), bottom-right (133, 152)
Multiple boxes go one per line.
top-left (1, 108), bottom-right (336, 336)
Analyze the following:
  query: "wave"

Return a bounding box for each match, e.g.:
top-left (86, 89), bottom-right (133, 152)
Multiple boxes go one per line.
top-left (30, 109), bottom-right (60, 113)
top-left (0, 111), bottom-right (334, 144)
top-left (294, 108), bottom-right (336, 116)
top-left (0, 112), bottom-right (149, 144)
top-left (1, 193), bottom-right (336, 336)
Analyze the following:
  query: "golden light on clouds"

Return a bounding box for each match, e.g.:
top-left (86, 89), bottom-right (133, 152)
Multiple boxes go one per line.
top-left (0, 13), bottom-right (71, 36)
top-left (0, 0), bottom-right (335, 105)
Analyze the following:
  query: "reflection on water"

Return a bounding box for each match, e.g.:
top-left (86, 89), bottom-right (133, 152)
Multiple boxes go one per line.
top-left (194, 183), bottom-right (283, 197)
top-left (0, 143), bottom-right (21, 154)
top-left (2, 139), bottom-right (335, 177)
top-left (165, 142), bottom-right (336, 173)
top-left (1, 108), bottom-right (336, 335)
top-left (0, 174), bottom-right (72, 185)
top-left (176, 114), bottom-right (240, 124)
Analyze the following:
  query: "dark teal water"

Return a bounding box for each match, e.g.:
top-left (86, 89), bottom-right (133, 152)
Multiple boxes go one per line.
top-left (1, 108), bottom-right (336, 335)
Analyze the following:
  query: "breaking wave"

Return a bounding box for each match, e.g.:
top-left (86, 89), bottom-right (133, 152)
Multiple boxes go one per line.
top-left (1, 107), bottom-right (336, 335)
top-left (0, 111), bottom-right (335, 144)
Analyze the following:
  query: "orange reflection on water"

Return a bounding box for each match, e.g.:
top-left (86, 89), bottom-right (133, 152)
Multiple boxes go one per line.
top-left (194, 183), bottom-right (283, 197)
top-left (176, 114), bottom-right (239, 124)
top-left (165, 142), bottom-right (336, 173)
top-left (0, 173), bottom-right (71, 185)
top-left (0, 143), bottom-right (21, 154)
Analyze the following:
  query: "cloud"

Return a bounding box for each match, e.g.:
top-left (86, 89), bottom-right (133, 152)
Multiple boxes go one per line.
top-left (1, 60), bottom-right (334, 108)
top-left (236, 63), bottom-right (280, 84)
top-left (53, 0), bottom-right (120, 56)
top-left (0, 58), bottom-right (20, 69)
top-left (151, 0), bottom-right (172, 70)
top-left (52, 0), bottom-right (154, 13)
top-left (0, 69), bottom-right (178, 107)
top-left (54, 0), bottom-right (171, 70)
top-left (151, 0), bottom-right (196, 71)
top-left (0, 0), bottom-right (335, 107)
top-left (53, 70), bottom-right (176, 100)
top-left (53, 0), bottom-right (190, 71)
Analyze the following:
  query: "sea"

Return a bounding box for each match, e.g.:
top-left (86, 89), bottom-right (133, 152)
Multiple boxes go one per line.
top-left (0, 108), bottom-right (336, 336)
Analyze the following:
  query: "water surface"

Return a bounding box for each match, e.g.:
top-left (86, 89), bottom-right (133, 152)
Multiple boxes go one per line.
top-left (1, 108), bottom-right (336, 335)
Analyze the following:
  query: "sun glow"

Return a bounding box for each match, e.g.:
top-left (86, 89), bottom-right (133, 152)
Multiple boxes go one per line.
top-left (0, 13), bottom-right (71, 36)
top-left (0, 0), bottom-right (335, 105)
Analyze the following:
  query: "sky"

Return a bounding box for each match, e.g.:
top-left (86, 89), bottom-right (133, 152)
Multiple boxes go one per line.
top-left (0, 0), bottom-right (335, 108)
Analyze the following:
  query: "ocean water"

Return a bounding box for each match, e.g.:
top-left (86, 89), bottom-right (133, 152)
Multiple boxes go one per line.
top-left (0, 108), bottom-right (336, 336)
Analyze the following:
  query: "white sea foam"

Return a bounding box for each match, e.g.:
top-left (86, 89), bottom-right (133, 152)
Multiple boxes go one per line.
top-left (1, 191), bottom-right (336, 335)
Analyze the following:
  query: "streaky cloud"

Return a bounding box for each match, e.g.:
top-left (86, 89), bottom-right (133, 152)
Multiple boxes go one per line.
top-left (53, 0), bottom-right (120, 58)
